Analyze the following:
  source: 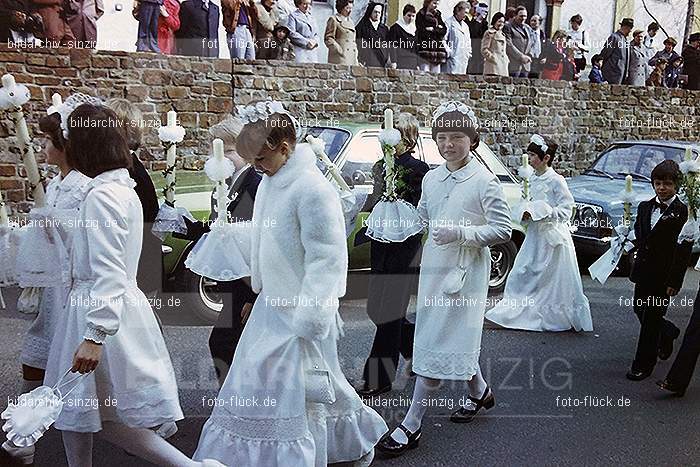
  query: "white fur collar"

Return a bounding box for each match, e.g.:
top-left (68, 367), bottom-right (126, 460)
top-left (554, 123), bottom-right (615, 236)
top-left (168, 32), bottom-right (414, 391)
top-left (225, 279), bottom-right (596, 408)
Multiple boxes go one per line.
top-left (266, 143), bottom-right (318, 188)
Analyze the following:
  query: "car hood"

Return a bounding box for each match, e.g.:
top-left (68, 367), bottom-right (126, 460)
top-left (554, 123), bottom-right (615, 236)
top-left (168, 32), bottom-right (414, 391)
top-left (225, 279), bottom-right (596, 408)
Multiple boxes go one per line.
top-left (567, 174), bottom-right (655, 220)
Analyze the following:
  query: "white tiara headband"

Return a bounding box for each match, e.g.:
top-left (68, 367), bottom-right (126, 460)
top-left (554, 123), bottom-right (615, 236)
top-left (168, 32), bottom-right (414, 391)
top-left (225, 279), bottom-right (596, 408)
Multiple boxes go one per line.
top-left (529, 134), bottom-right (548, 153)
top-left (235, 100), bottom-right (302, 139)
top-left (47, 93), bottom-right (103, 140)
top-left (431, 101), bottom-right (478, 128)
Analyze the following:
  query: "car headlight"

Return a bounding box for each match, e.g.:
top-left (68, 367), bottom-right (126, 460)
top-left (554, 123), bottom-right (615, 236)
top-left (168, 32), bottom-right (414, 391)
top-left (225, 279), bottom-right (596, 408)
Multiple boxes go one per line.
top-left (574, 203), bottom-right (603, 229)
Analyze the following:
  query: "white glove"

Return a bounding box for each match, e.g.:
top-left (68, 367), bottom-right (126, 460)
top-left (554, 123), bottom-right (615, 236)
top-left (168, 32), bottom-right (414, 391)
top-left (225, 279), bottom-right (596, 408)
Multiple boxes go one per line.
top-left (432, 226), bottom-right (460, 245)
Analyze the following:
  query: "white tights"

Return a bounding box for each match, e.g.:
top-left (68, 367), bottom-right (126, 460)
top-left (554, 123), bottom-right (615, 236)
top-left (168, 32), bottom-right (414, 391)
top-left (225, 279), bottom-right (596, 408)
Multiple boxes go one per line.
top-left (62, 422), bottom-right (198, 467)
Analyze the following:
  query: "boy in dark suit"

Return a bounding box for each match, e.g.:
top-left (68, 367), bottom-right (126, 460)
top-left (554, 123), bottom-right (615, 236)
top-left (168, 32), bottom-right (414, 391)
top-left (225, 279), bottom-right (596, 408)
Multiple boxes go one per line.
top-left (627, 160), bottom-right (693, 381)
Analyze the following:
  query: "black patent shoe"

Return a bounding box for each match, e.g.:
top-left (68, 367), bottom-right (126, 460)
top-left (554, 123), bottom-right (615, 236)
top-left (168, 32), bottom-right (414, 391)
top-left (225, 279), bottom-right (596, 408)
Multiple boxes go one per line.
top-left (626, 369), bottom-right (652, 381)
top-left (658, 327), bottom-right (681, 360)
top-left (355, 382), bottom-right (392, 397)
top-left (656, 379), bottom-right (686, 397)
top-left (376, 425), bottom-right (421, 458)
top-left (450, 386), bottom-right (495, 423)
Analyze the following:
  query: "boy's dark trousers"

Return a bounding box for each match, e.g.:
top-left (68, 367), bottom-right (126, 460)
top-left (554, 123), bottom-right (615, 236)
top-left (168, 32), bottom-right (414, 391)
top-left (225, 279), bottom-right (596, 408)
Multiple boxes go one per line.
top-left (136, 0), bottom-right (162, 52)
top-left (631, 282), bottom-right (681, 373)
top-left (665, 285), bottom-right (700, 390)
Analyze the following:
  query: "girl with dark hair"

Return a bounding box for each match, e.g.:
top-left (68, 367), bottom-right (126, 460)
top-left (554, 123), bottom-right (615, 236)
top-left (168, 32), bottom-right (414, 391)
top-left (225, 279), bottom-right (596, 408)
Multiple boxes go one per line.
top-left (387, 3), bottom-right (418, 70)
top-left (1, 108), bottom-right (92, 465)
top-left (415, 0), bottom-right (447, 72)
top-left (42, 103), bottom-right (223, 467)
top-left (355, 1), bottom-right (390, 67)
top-left (486, 134), bottom-right (592, 332)
top-left (194, 101), bottom-right (387, 467)
top-left (378, 101), bottom-right (511, 458)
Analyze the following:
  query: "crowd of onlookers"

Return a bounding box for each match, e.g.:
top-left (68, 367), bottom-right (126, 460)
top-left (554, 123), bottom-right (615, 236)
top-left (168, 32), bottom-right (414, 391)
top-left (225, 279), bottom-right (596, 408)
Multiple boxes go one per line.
top-left (1, 0), bottom-right (698, 89)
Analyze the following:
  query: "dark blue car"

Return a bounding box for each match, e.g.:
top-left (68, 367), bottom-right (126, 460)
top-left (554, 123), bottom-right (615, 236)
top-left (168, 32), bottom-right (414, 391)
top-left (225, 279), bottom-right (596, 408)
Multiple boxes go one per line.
top-left (568, 140), bottom-right (700, 263)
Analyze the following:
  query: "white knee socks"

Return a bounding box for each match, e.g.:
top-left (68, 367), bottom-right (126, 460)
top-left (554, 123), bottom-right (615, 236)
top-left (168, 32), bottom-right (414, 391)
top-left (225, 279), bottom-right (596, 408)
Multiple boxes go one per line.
top-left (467, 366), bottom-right (487, 400)
top-left (62, 431), bottom-right (94, 467)
top-left (99, 422), bottom-right (198, 467)
top-left (390, 376), bottom-right (440, 444)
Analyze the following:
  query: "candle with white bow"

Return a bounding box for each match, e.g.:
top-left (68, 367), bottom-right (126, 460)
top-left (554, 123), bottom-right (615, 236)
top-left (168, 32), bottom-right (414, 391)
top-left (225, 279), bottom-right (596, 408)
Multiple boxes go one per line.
top-left (0, 74), bottom-right (45, 207)
top-left (213, 139), bottom-right (229, 224)
top-left (521, 154), bottom-right (530, 200)
top-left (623, 175), bottom-right (632, 226)
top-left (306, 135), bottom-right (351, 192)
top-left (51, 93), bottom-right (61, 108)
top-left (164, 111), bottom-right (178, 204)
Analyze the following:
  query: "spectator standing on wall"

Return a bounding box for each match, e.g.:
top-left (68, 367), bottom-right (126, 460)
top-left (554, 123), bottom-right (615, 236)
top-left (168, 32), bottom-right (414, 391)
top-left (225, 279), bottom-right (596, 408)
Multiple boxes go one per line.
top-left (356, 1), bottom-right (390, 67)
top-left (626, 30), bottom-right (649, 86)
top-left (324, 0), bottom-right (358, 65)
top-left (600, 17), bottom-right (633, 84)
top-left (32, 0), bottom-right (76, 45)
top-left (222, 0), bottom-right (258, 59)
top-left (65, 0), bottom-right (103, 47)
top-left (481, 11), bottom-right (508, 76)
top-left (287, 0), bottom-right (320, 63)
top-left (134, 0), bottom-right (163, 52)
top-left (1, 0), bottom-right (43, 44)
top-left (682, 33), bottom-right (700, 90)
top-left (567, 14), bottom-right (589, 75)
top-left (388, 4), bottom-right (418, 70)
top-left (254, 0), bottom-right (279, 54)
top-left (503, 5), bottom-right (532, 78)
top-left (664, 56), bottom-right (684, 88)
top-left (466, 2), bottom-right (488, 74)
top-left (444, 1), bottom-right (471, 74)
top-left (274, 0), bottom-right (295, 25)
top-left (527, 14), bottom-right (545, 78)
top-left (176, 0), bottom-right (220, 57)
top-left (540, 29), bottom-right (567, 80)
top-left (588, 54), bottom-right (605, 83)
top-left (157, 0), bottom-right (180, 54)
top-left (649, 37), bottom-right (681, 67)
top-left (415, 0), bottom-right (447, 73)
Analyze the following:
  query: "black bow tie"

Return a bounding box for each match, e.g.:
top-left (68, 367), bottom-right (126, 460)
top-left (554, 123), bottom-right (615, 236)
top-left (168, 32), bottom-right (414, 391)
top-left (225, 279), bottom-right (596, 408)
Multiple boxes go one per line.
top-left (654, 200), bottom-right (668, 211)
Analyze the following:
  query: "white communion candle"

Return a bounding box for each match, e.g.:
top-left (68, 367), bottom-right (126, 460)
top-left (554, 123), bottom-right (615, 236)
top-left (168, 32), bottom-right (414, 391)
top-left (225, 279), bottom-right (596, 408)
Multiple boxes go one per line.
top-left (167, 110), bottom-right (177, 127)
top-left (0, 190), bottom-right (9, 226)
top-left (685, 147), bottom-right (693, 162)
top-left (164, 110), bottom-right (177, 204)
top-left (522, 154), bottom-right (529, 168)
top-left (213, 139), bottom-right (228, 223)
top-left (625, 175), bottom-right (632, 192)
top-left (384, 109), bottom-right (393, 131)
top-left (51, 93), bottom-right (62, 107)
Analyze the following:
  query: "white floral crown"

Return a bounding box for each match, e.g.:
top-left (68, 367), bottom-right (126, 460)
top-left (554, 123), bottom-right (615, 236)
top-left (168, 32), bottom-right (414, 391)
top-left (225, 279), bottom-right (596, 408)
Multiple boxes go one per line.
top-left (431, 101), bottom-right (478, 128)
top-left (47, 93), bottom-right (103, 140)
top-left (234, 100), bottom-right (301, 138)
top-left (529, 134), bottom-right (548, 153)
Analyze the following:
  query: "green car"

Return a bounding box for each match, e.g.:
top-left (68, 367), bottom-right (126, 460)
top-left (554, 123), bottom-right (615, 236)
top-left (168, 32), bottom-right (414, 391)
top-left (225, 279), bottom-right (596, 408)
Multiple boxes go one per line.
top-left (157, 123), bottom-right (526, 323)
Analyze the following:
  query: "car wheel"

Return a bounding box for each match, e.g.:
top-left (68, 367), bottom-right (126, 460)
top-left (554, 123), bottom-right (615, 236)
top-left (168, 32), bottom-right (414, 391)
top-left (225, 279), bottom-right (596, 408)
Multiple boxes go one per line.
top-left (489, 240), bottom-right (518, 294)
top-left (173, 267), bottom-right (223, 324)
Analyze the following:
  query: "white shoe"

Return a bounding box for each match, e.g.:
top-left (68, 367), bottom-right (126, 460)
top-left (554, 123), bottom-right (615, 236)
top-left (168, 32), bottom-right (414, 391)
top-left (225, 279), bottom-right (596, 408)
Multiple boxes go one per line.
top-left (154, 421), bottom-right (178, 439)
top-left (2, 441), bottom-right (35, 465)
top-left (200, 459), bottom-right (227, 467)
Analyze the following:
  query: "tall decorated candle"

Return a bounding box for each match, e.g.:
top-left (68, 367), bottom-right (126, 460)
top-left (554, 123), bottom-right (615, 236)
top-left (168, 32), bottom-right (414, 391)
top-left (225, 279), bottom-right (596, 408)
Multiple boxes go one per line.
top-left (522, 154), bottom-right (530, 199)
top-left (0, 190), bottom-right (9, 226)
top-left (384, 108), bottom-right (394, 130)
top-left (624, 175), bottom-right (632, 225)
top-left (213, 139), bottom-right (228, 223)
top-left (164, 110), bottom-right (177, 204)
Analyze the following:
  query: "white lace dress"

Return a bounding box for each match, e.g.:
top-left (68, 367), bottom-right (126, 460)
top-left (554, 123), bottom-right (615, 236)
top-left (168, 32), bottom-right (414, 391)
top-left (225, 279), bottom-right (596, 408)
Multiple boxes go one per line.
top-left (413, 158), bottom-right (512, 380)
top-left (193, 144), bottom-right (387, 467)
top-left (43, 169), bottom-right (183, 432)
top-left (20, 170), bottom-right (91, 370)
top-left (486, 168), bottom-right (593, 331)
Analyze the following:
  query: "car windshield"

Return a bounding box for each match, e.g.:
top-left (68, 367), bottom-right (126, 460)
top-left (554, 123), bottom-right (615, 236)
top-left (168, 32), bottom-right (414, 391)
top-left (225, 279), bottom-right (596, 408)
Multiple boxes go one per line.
top-left (306, 127), bottom-right (351, 171)
top-left (587, 144), bottom-right (694, 179)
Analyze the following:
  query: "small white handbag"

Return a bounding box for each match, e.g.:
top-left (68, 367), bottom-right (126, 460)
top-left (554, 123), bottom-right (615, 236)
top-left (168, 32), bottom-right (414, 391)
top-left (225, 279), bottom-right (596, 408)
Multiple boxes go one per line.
top-left (304, 342), bottom-right (336, 405)
top-left (442, 246), bottom-right (470, 295)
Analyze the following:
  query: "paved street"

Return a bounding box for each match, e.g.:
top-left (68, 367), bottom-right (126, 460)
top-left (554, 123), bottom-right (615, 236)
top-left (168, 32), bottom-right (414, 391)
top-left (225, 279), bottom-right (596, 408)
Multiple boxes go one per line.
top-left (1, 271), bottom-right (699, 466)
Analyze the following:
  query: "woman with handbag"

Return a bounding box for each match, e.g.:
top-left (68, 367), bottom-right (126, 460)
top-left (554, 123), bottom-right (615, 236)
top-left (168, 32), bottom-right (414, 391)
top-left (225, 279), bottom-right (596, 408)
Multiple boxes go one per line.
top-left (377, 101), bottom-right (511, 458)
top-left (193, 100), bottom-right (387, 467)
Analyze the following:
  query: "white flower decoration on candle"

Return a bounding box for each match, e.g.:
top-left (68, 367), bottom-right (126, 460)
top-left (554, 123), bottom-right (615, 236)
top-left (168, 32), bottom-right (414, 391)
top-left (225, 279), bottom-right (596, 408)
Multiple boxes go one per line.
top-left (157, 117), bottom-right (186, 143)
top-left (204, 140), bottom-right (235, 182)
top-left (679, 160), bottom-right (700, 175)
top-left (378, 128), bottom-right (401, 146)
top-left (431, 100), bottom-right (479, 128)
top-left (0, 74), bottom-right (31, 111)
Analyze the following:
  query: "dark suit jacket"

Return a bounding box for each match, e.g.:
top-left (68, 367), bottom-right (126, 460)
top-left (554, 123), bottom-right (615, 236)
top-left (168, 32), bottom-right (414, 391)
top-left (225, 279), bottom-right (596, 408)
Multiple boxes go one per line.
top-left (630, 196), bottom-right (693, 291)
top-left (129, 151), bottom-right (161, 292)
top-left (176, 0), bottom-right (220, 57)
top-left (600, 30), bottom-right (630, 84)
top-left (503, 21), bottom-right (531, 73)
top-left (682, 45), bottom-right (700, 91)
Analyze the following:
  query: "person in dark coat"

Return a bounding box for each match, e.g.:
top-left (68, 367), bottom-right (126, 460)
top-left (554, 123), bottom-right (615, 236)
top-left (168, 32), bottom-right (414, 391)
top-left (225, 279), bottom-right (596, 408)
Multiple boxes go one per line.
top-left (176, 0), bottom-right (220, 57)
top-left (415, 0), bottom-right (447, 72)
top-left (173, 115), bottom-right (261, 385)
top-left (31, 0), bottom-right (75, 44)
top-left (105, 98), bottom-right (161, 296)
top-left (387, 3), bottom-right (418, 70)
top-left (466, 1), bottom-right (488, 74)
top-left (626, 160), bottom-right (693, 382)
top-left (0, 0), bottom-right (42, 43)
top-left (502, 4), bottom-right (531, 77)
top-left (357, 113), bottom-right (429, 396)
top-left (682, 33), bottom-right (700, 91)
top-left (355, 1), bottom-right (389, 67)
top-left (600, 17), bottom-right (633, 84)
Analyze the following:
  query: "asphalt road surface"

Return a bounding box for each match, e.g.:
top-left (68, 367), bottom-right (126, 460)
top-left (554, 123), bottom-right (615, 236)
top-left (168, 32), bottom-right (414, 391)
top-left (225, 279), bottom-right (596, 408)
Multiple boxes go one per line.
top-left (1, 271), bottom-right (699, 466)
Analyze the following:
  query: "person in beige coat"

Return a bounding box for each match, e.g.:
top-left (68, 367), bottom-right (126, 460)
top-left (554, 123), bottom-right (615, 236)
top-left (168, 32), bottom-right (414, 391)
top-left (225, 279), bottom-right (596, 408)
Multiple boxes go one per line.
top-left (324, 0), bottom-right (358, 65)
top-left (481, 11), bottom-right (509, 76)
top-left (255, 0), bottom-right (279, 51)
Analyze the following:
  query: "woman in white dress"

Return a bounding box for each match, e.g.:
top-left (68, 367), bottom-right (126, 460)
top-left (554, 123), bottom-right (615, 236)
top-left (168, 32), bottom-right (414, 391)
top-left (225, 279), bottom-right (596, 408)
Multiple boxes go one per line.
top-left (193, 101), bottom-right (387, 467)
top-left (486, 135), bottom-right (592, 332)
top-left (42, 103), bottom-right (222, 467)
top-left (377, 101), bottom-right (512, 458)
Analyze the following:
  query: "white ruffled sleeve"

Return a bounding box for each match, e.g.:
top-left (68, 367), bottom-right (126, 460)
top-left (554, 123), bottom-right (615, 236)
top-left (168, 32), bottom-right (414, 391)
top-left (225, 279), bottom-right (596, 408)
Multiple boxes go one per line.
top-left (83, 187), bottom-right (130, 344)
top-left (458, 177), bottom-right (512, 248)
top-left (290, 185), bottom-right (348, 341)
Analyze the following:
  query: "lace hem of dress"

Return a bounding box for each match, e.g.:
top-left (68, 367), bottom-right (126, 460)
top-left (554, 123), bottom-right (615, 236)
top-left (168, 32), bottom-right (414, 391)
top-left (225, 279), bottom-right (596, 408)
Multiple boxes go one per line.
top-left (208, 412), bottom-right (308, 442)
top-left (20, 335), bottom-right (50, 369)
top-left (413, 345), bottom-right (481, 379)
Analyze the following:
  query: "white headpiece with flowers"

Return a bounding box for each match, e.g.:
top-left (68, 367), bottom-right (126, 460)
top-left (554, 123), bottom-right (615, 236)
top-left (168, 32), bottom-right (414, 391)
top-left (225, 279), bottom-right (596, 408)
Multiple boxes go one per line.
top-left (47, 93), bottom-right (103, 140)
top-left (235, 100), bottom-right (303, 139)
top-left (431, 101), bottom-right (479, 128)
top-left (530, 134), bottom-right (549, 153)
